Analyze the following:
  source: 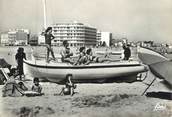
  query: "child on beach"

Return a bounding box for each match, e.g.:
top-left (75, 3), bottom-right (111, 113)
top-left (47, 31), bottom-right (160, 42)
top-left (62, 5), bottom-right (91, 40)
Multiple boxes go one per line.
top-left (59, 74), bottom-right (76, 96)
top-left (31, 78), bottom-right (42, 94)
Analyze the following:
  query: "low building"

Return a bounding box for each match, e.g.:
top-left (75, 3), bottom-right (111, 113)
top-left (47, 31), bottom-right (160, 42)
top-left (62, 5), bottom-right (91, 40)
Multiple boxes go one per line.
top-left (38, 35), bottom-right (45, 45)
top-left (96, 31), bottom-right (112, 46)
top-left (16, 29), bottom-right (29, 45)
top-left (0, 33), bottom-right (9, 45)
top-left (7, 29), bottom-right (30, 46)
top-left (29, 35), bottom-right (38, 46)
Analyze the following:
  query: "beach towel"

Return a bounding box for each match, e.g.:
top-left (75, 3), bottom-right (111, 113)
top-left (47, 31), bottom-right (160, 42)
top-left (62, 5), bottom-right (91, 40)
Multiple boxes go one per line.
top-left (23, 91), bottom-right (44, 97)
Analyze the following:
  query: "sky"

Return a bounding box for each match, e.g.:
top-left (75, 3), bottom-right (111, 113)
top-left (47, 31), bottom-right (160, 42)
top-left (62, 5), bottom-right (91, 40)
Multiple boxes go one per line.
top-left (0, 0), bottom-right (172, 43)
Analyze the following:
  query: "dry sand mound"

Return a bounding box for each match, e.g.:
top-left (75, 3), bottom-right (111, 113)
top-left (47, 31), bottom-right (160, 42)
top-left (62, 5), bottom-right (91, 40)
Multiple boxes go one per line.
top-left (13, 106), bottom-right (55, 117)
top-left (72, 94), bottom-right (135, 108)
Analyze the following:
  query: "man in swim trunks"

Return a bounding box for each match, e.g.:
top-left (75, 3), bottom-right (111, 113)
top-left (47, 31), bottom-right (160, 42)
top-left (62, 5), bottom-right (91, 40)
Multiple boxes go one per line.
top-left (60, 40), bottom-right (74, 64)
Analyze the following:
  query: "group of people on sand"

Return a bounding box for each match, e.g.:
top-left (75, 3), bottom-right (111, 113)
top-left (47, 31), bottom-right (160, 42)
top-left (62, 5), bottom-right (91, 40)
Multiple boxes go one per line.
top-left (2, 72), bottom-right (43, 97)
top-left (2, 46), bottom-right (43, 97)
top-left (2, 64), bottom-right (75, 97)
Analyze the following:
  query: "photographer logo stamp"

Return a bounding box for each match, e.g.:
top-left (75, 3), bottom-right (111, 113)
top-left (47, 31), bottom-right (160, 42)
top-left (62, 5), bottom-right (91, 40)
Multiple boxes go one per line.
top-left (154, 102), bottom-right (166, 111)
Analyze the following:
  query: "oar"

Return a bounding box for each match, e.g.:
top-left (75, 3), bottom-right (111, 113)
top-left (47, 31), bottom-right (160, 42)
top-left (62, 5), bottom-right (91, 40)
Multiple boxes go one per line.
top-left (141, 77), bottom-right (156, 96)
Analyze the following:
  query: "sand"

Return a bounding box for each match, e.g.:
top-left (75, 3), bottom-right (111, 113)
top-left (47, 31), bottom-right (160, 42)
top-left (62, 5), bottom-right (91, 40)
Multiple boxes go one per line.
top-left (0, 71), bottom-right (171, 117)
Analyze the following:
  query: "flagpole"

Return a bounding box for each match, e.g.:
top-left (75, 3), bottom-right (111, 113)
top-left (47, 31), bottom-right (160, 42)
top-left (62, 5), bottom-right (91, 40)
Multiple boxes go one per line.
top-left (42, 0), bottom-right (47, 29)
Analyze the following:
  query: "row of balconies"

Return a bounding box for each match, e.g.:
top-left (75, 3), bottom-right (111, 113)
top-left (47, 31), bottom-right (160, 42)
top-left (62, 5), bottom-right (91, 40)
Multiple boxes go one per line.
top-left (53, 33), bottom-right (96, 36)
top-left (54, 35), bottom-right (97, 39)
top-left (53, 29), bottom-right (96, 33)
top-left (53, 26), bottom-right (96, 31)
top-left (53, 26), bottom-right (85, 29)
top-left (54, 23), bottom-right (83, 25)
top-left (53, 33), bottom-right (96, 37)
top-left (53, 39), bottom-right (86, 42)
top-left (53, 30), bottom-right (96, 33)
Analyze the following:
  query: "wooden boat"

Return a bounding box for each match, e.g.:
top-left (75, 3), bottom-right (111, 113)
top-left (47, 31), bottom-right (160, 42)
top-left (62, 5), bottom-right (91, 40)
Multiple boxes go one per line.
top-left (23, 59), bottom-right (147, 84)
top-left (138, 47), bottom-right (172, 86)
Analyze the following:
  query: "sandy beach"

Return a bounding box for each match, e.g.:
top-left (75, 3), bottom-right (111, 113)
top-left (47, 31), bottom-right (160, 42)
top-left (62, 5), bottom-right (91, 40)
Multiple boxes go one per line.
top-left (0, 46), bottom-right (172, 117)
top-left (0, 71), bottom-right (171, 117)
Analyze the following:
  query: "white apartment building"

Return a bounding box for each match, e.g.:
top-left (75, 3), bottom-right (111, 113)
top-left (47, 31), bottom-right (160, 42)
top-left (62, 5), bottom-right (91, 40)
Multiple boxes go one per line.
top-left (0, 33), bottom-right (9, 45)
top-left (52, 22), bottom-right (97, 46)
top-left (1, 29), bottom-right (30, 45)
top-left (38, 22), bottom-right (97, 46)
top-left (38, 35), bottom-right (45, 45)
top-left (8, 31), bottom-right (17, 45)
top-left (97, 31), bottom-right (112, 46)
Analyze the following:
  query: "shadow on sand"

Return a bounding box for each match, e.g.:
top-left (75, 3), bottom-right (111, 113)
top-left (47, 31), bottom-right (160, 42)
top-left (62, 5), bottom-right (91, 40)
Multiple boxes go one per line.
top-left (146, 91), bottom-right (172, 100)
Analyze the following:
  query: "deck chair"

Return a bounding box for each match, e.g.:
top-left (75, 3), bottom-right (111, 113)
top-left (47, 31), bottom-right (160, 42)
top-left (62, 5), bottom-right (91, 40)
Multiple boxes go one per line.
top-left (0, 68), bottom-right (9, 85)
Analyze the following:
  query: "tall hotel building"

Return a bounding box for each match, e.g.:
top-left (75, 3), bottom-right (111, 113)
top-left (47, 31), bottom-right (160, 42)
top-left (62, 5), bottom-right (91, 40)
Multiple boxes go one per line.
top-left (50, 22), bottom-right (97, 46)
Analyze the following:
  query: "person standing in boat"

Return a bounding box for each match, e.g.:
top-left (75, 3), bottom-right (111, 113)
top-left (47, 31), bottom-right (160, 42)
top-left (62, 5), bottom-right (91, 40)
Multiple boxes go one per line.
top-left (15, 47), bottom-right (26, 80)
top-left (44, 27), bottom-right (56, 63)
top-left (60, 40), bottom-right (74, 64)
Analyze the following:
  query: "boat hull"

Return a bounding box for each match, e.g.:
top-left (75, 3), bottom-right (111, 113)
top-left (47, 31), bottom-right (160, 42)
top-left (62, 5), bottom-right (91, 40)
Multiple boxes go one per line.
top-left (137, 47), bottom-right (169, 65)
top-left (24, 60), bottom-right (146, 83)
top-left (138, 47), bottom-right (172, 86)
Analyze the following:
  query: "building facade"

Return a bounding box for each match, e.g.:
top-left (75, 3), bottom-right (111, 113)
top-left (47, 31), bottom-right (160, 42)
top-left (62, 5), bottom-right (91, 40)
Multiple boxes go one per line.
top-left (1, 29), bottom-right (30, 46)
top-left (16, 29), bottom-right (29, 45)
top-left (29, 35), bottom-right (38, 46)
top-left (0, 33), bottom-right (9, 45)
top-left (8, 31), bottom-right (17, 45)
top-left (38, 22), bottom-right (97, 47)
top-left (97, 31), bottom-right (112, 46)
